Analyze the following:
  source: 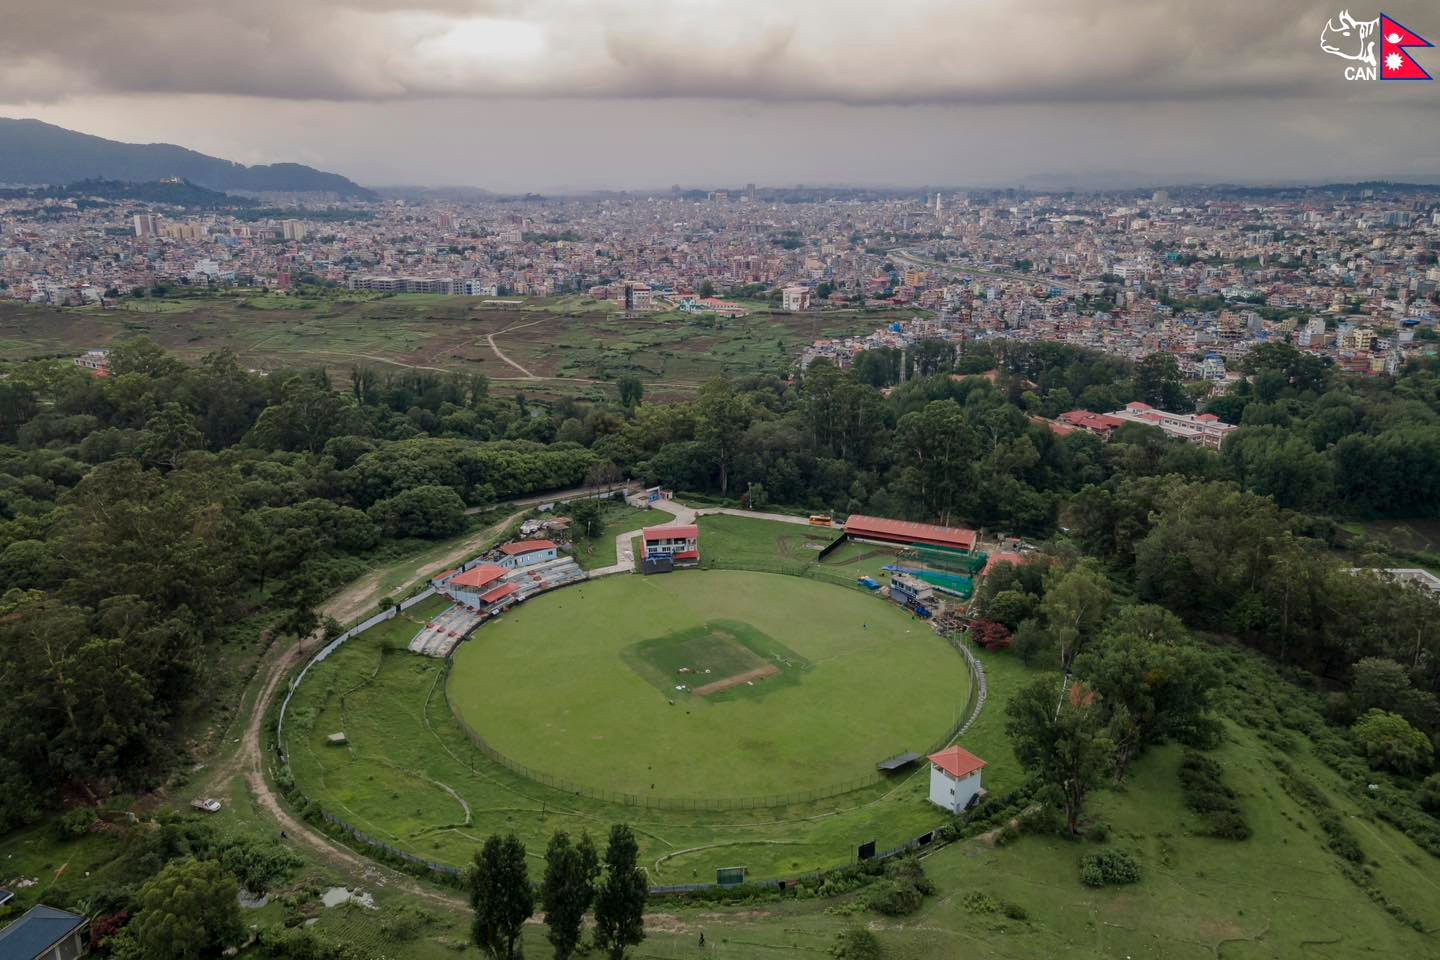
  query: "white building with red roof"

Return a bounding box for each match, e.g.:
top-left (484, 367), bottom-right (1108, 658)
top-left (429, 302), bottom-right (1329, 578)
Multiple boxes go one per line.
top-left (642, 524), bottom-right (699, 563)
top-left (1106, 401), bottom-right (1237, 449)
top-left (927, 745), bottom-right (987, 813)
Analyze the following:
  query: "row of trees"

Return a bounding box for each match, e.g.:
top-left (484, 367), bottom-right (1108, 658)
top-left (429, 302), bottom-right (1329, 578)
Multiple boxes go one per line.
top-left (469, 825), bottom-right (647, 960)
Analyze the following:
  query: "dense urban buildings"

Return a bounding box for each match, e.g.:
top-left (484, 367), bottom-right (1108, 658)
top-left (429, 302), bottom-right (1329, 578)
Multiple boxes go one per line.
top-left (3, 184), bottom-right (1438, 389)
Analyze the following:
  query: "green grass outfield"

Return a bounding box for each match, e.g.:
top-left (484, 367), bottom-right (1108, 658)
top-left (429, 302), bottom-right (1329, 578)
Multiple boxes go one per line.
top-left (447, 571), bottom-right (966, 800)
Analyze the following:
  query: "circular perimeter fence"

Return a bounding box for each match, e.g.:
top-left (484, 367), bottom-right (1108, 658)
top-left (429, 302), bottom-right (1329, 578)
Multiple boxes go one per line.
top-left (442, 628), bottom-right (983, 812)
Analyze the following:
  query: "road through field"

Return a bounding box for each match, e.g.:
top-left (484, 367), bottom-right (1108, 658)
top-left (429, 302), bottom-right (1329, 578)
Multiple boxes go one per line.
top-left (204, 504), bottom-right (553, 913)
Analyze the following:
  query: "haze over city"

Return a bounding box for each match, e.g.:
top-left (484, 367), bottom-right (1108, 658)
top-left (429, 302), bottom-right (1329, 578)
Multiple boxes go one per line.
top-left (3, 0), bottom-right (1439, 191)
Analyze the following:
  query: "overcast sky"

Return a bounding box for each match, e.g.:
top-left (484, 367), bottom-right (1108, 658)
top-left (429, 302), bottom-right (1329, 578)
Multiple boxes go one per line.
top-left (2, 0), bottom-right (1438, 191)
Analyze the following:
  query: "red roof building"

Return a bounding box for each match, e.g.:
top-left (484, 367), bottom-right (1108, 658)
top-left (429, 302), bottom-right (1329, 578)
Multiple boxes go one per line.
top-left (479, 582), bottom-right (520, 605)
top-left (1057, 410), bottom-right (1125, 438)
top-left (498, 539), bottom-right (557, 556)
top-left (981, 551), bottom-right (1031, 577)
top-left (843, 515), bottom-right (977, 552)
top-left (642, 524), bottom-right (700, 563)
top-left (449, 564), bottom-right (507, 592)
top-left (927, 745), bottom-right (988, 814)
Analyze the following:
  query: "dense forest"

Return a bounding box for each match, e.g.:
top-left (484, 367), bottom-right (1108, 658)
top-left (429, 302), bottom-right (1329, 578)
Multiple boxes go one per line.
top-left (1, 336), bottom-right (1439, 840)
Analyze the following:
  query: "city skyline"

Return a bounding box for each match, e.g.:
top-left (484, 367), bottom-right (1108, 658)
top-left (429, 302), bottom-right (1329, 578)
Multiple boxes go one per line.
top-left (2, 0), bottom-right (1439, 191)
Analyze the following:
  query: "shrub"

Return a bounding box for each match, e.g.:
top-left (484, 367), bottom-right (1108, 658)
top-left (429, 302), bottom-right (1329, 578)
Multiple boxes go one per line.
top-left (1419, 774), bottom-right (1440, 815)
top-left (1078, 849), bottom-right (1141, 887)
top-left (1351, 710), bottom-right (1434, 776)
top-left (968, 618), bottom-right (1013, 651)
top-left (53, 806), bottom-right (95, 840)
top-left (865, 858), bottom-right (933, 916)
top-left (832, 927), bottom-right (883, 960)
top-left (1178, 751), bottom-right (1250, 840)
top-left (866, 879), bottom-right (924, 916)
top-left (960, 890), bottom-right (1028, 920)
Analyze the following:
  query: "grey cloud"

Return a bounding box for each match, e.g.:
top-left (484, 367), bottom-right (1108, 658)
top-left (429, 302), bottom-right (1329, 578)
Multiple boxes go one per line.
top-left (1, 0), bottom-right (1437, 105)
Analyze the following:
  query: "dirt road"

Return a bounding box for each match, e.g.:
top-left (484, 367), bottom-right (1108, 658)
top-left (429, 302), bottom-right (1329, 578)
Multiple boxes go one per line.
top-left (204, 509), bottom-right (544, 911)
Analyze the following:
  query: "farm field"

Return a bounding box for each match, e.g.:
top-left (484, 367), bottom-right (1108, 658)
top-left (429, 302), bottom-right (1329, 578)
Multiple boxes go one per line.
top-left (448, 571), bottom-right (965, 799)
top-left (0, 293), bottom-right (887, 398)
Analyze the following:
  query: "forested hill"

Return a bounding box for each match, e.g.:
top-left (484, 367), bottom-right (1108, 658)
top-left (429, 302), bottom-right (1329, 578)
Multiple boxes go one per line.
top-left (0, 118), bottom-right (376, 198)
top-left (0, 336), bottom-right (1438, 837)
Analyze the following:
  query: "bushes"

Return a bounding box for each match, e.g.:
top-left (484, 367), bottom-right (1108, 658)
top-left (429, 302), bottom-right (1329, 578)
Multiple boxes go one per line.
top-left (968, 619), bottom-right (1013, 651)
top-left (831, 927), bottom-right (883, 960)
top-left (865, 858), bottom-right (933, 916)
top-left (1178, 752), bottom-right (1250, 840)
top-left (1419, 773), bottom-right (1440, 815)
top-left (1351, 710), bottom-right (1434, 776)
top-left (52, 806), bottom-right (95, 841)
top-left (1078, 849), bottom-right (1141, 888)
top-left (960, 890), bottom-right (1028, 921)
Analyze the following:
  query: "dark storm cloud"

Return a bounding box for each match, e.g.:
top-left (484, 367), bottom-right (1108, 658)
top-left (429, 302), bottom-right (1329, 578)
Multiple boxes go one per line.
top-left (4, 0), bottom-right (1433, 105)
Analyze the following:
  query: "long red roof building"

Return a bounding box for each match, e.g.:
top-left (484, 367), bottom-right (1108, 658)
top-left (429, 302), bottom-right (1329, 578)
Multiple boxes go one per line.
top-left (843, 515), bottom-right (977, 552)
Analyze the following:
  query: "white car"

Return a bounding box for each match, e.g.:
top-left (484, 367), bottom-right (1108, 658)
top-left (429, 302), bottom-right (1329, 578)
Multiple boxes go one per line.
top-left (191, 798), bottom-right (222, 813)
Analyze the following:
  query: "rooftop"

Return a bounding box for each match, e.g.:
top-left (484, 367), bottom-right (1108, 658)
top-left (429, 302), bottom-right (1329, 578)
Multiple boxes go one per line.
top-left (643, 524), bottom-right (699, 540)
top-left (844, 515), bottom-right (977, 552)
top-left (0, 904), bottom-right (87, 958)
top-left (449, 564), bottom-right (507, 590)
top-left (928, 745), bottom-right (987, 780)
top-left (498, 539), bottom-right (557, 555)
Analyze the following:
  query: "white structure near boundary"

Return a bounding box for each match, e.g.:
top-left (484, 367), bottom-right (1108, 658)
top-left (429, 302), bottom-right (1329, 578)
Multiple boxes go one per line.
top-left (926, 745), bottom-right (987, 814)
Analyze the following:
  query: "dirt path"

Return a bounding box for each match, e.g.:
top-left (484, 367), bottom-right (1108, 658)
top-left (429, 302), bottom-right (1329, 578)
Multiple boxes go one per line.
top-left (485, 317), bottom-right (549, 379)
top-left (203, 509), bottom-right (543, 913)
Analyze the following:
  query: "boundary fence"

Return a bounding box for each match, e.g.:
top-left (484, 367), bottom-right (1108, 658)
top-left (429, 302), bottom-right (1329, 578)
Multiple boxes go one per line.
top-left (443, 616), bottom-right (984, 812)
top-left (317, 810), bottom-right (462, 879)
top-left (275, 550), bottom-right (990, 892)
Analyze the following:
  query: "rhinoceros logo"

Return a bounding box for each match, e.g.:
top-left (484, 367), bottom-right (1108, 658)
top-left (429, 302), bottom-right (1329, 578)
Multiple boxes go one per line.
top-left (1321, 9), bottom-right (1380, 68)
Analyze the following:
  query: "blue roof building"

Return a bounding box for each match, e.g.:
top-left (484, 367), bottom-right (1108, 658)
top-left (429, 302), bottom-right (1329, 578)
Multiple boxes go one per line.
top-left (0, 904), bottom-right (88, 960)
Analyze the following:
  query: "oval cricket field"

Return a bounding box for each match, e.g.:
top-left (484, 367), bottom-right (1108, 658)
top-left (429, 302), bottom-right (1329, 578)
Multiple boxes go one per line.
top-left (447, 569), bottom-right (969, 801)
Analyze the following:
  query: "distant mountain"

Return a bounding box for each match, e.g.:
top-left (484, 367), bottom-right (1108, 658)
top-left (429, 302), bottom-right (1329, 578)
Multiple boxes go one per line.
top-left (0, 118), bottom-right (376, 199)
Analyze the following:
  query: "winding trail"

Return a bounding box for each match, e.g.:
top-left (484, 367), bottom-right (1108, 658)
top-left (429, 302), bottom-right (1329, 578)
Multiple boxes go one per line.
top-left (485, 317), bottom-right (549, 379)
top-left (203, 507), bottom-right (549, 913)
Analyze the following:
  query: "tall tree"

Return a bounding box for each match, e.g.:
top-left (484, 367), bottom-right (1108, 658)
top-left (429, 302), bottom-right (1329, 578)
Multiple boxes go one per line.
top-left (593, 824), bottom-right (647, 960)
top-left (617, 376), bottom-right (645, 409)
top-left (1005, 675), bottom-right (1115, 835)
top-left (542, 831), bottom-right (600, 960)
top-left (695, 379), bottom-right (750, 496)
top-left (1135, 352), bottom-right (1187, 412)
top-left (470, 833), bottom-right (534, 960)
top-left (130, 858), bottom-right (243, 960)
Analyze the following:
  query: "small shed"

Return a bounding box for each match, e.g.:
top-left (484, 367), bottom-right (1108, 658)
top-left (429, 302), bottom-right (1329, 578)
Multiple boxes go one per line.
top-left (876, 751), bottom-right (921, 773)
top-left (926, 745), bottom-right (987, 814)
top-left (327, 732), bottom-right (348, 746)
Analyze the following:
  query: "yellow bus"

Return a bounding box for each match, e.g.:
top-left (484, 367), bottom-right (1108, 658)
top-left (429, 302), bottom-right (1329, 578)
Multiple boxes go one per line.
top-left (808, 514), bottom-right (833, 527)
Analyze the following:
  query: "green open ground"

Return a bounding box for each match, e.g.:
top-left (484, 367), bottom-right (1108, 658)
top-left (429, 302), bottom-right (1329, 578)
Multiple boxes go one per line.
top-left (695, 513), bottom-right (901, 588)
top-left (0, 294), bottom-right (886, 399)
top-left (621, 619), bottom-right (809, 702)
top-left (447, 571), bottom-right (965, 799)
